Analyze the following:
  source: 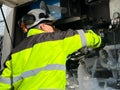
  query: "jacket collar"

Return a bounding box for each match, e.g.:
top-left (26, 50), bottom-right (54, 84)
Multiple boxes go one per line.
top-left (27, 28), bottom-right (45, 37)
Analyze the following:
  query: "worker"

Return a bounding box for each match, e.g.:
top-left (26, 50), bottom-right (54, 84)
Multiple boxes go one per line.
top-left (0, 8), bottom-right (102, 90)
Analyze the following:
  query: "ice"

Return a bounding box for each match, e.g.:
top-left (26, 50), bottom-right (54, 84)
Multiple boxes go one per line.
top-left (91, 59), bottom-right (98, 78)
top-left (77, 64), bottom-right (114, 90)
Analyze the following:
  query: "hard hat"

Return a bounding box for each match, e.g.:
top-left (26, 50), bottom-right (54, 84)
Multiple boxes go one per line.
top-left (19, 9), bottom-right (55, 29)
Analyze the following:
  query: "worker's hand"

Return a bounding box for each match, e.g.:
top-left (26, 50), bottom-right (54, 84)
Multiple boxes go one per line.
top-left (100, 37), bottom-right (107, 48)
top-left (94, 36), bottom-right (108, 56)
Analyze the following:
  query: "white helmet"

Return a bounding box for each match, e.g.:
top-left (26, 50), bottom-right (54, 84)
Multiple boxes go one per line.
top-left (20, 9), bottom-right (55, 29)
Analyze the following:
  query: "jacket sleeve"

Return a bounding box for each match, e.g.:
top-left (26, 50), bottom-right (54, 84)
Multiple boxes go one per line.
top-left (0, 60), bottom-right (12, 90)
top-left (63, 29), bottom-right (102, 55)
top-left (0, 52), bottom-right (25, 90)
top-left (62, 29), bottom-right (86, 55)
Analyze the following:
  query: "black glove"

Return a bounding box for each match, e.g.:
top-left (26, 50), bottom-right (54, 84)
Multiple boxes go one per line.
top-left (94, 36), bottom-right (108, 56)
top-left (100, 37), bottom-right (107, 48)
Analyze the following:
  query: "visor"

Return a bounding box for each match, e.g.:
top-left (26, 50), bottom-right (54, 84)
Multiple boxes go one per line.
top-left (18, 14), bottom-right (36, 28)
top-left (18, 12), bottom-right (55, 29)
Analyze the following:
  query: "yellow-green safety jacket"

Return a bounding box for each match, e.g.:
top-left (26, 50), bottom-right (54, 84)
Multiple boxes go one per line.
top-left (0, 28), bottom-right (101, 90)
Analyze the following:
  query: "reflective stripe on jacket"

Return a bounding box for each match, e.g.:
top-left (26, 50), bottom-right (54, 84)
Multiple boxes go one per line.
top-left (0, 28), bottom-right (101, 90)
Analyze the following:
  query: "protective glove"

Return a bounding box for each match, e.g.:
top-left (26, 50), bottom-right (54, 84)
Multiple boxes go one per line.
top-left (94, 34), bottom-right (109, 57)
top-left (100, 37), bottom-right (106, 48)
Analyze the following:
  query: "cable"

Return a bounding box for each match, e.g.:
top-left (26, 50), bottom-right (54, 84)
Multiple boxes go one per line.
top-left (0, 4), bottom-right (2, 8)
top-left (112, 26), bottom-right (119, 85)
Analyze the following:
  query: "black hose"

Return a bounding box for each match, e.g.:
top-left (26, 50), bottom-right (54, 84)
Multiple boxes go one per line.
top-left (0, 4), bottom-right (2, 8)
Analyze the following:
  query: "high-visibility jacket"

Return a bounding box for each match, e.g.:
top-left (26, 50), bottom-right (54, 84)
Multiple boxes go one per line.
top-left (0, 28), bottom-right (101, 90)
